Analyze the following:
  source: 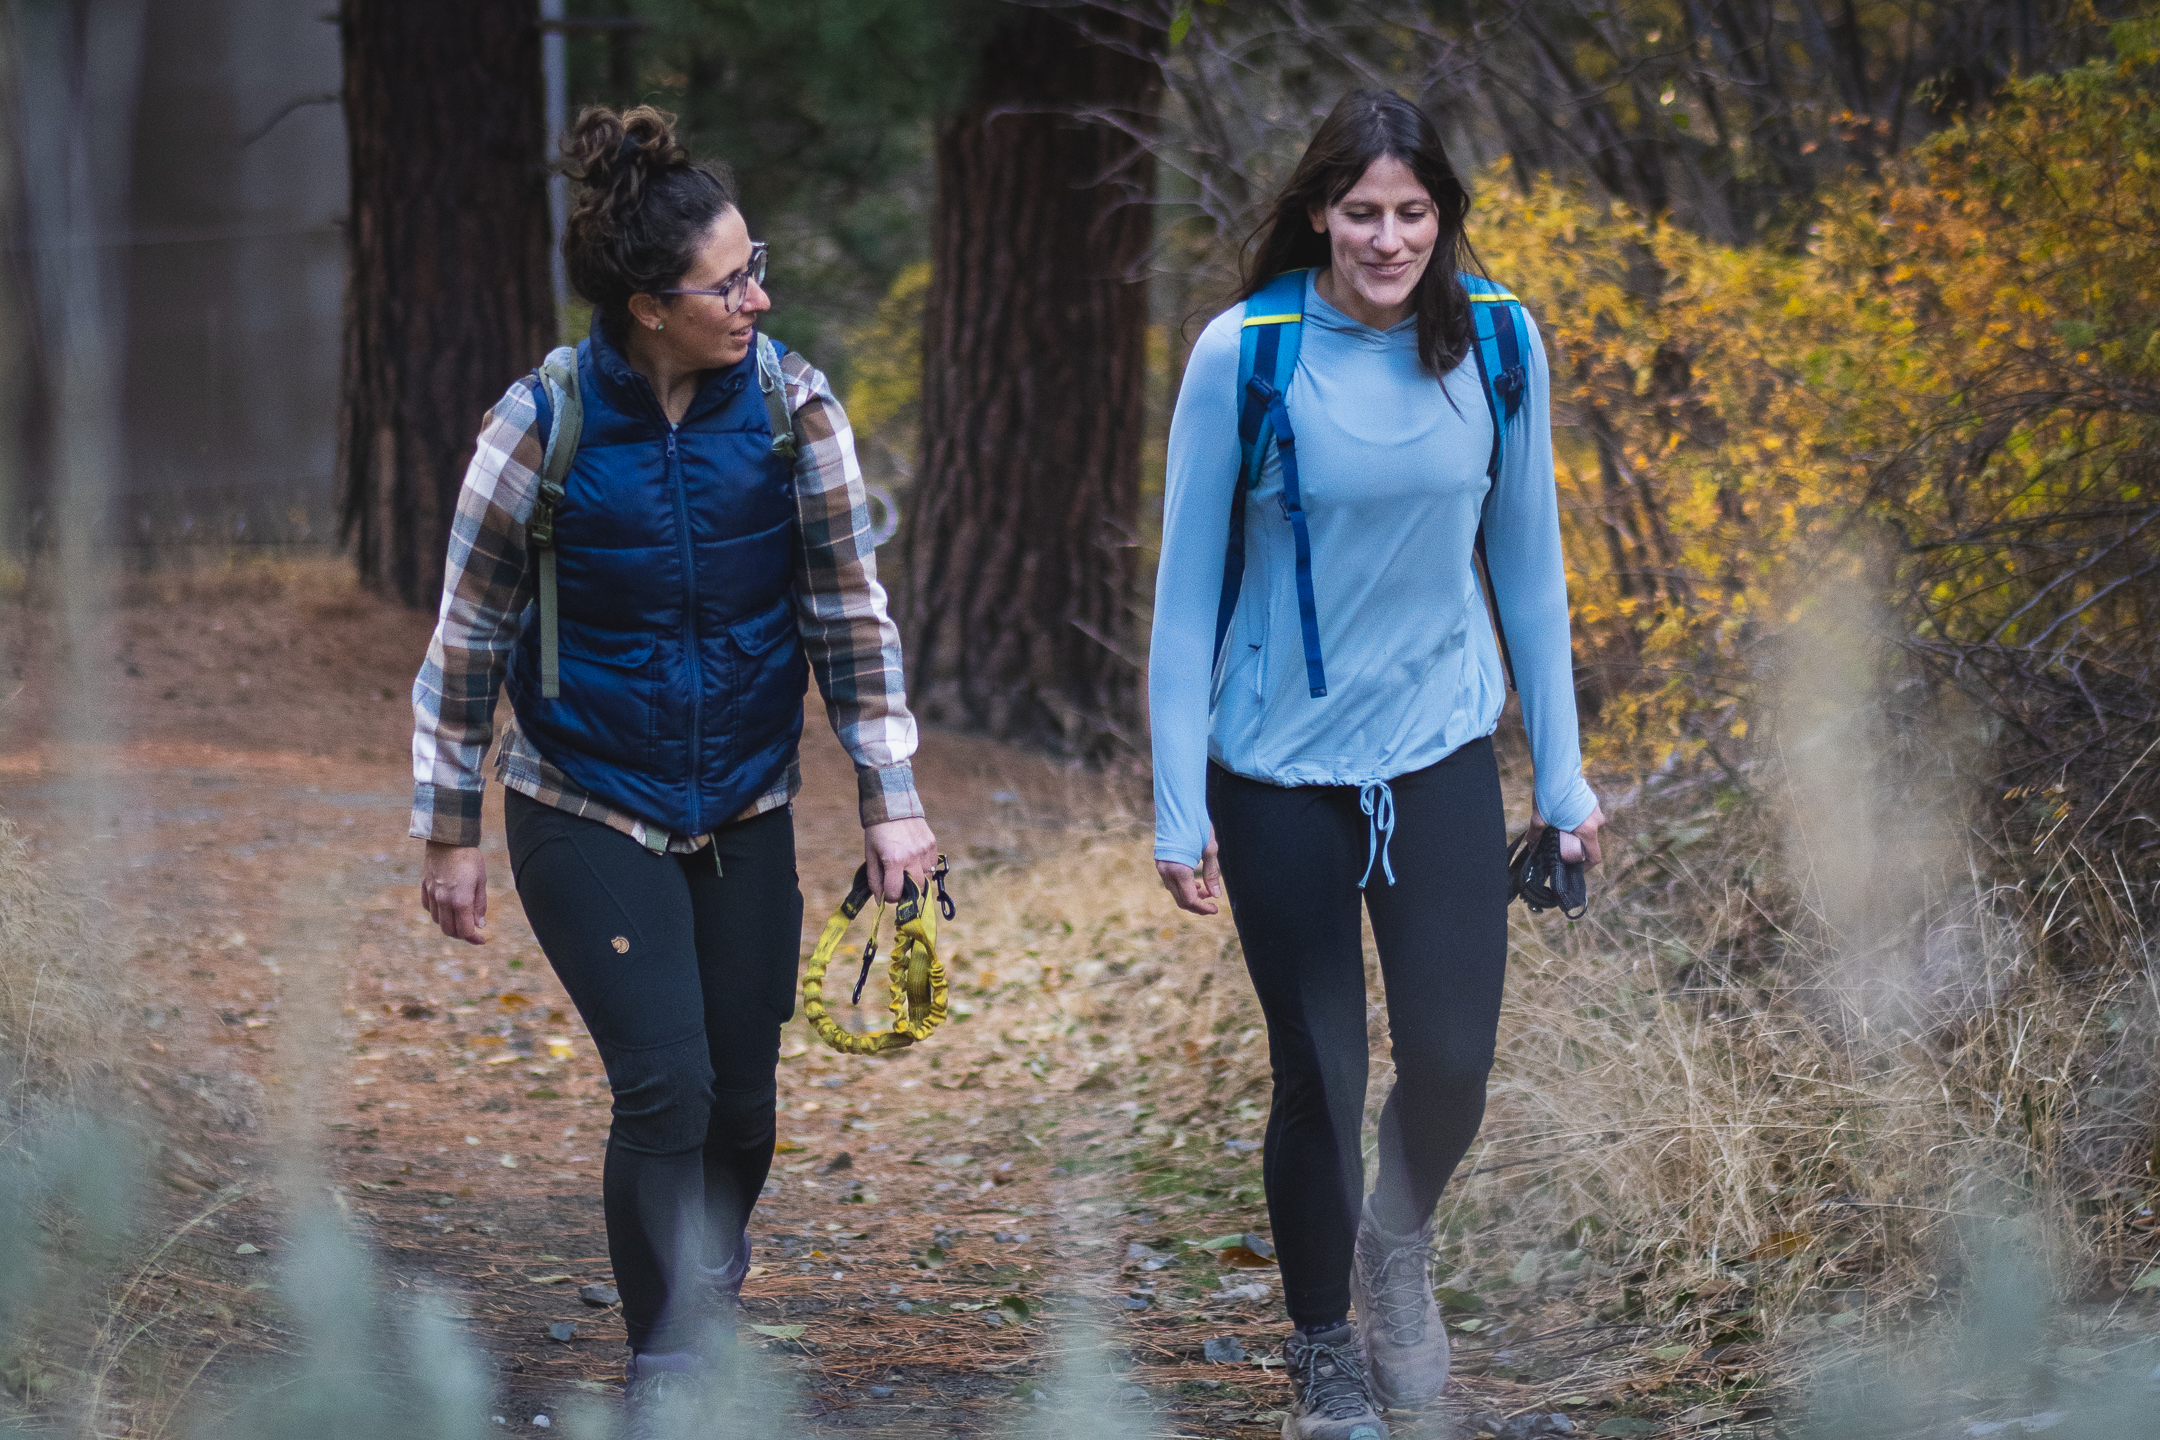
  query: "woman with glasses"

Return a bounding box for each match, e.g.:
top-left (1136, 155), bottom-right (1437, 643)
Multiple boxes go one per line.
top-left (408, 105), bottom-right (935, 1432)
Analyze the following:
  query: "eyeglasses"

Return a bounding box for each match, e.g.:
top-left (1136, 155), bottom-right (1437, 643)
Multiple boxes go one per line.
top-left (654, 241), bottom-right (768, 314)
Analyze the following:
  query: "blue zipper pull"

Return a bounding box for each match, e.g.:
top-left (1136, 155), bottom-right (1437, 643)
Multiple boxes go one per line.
top-left (665, 431), bottom-right (677, 458)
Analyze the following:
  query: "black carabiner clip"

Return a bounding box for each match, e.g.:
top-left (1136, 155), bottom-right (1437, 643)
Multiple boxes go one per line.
top-left (931, 855), bottom-right (955, 922)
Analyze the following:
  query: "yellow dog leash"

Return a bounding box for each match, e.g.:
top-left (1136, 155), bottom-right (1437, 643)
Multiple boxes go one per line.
top-left (800, 857), bottom-right (954, 1056)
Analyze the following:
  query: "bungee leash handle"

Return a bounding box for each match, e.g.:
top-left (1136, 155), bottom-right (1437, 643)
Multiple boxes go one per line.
top-left (801, 856), bottom-right (956, 1056)
top-left (1507, 825), bottom-right (1587, 919)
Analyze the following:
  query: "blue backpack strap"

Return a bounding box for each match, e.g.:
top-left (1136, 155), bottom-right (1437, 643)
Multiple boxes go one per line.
top-left (1466, 276), bottom-right (1530, 691)
top-left (1215, 269), bottom-right (1327, 698)
top-left (1465, 275), bottom-right (1529, 478)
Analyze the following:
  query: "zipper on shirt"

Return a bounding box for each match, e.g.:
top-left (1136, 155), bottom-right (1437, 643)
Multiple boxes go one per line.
top-left (665, 424), bottom-right (703, 836)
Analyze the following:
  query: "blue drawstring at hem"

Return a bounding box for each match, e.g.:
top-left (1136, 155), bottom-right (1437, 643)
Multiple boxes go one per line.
top-left (1358, 780), bottom-right (1396, 889)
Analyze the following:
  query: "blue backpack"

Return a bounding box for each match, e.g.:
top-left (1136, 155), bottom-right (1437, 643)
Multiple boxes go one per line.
top-left (1212, 268), bottom-right (1532, 698)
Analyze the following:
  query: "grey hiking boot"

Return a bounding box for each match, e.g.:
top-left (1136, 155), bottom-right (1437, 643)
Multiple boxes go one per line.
top-left (1350, 1199), bottom-right (1450, 1408)
top-left (623, 1351), bottom-right (704, 1440)
top-left (1281, 1324), bottom-right (1390, 1440)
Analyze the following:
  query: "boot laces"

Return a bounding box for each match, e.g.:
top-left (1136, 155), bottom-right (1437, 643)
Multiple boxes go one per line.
top-left (1361, 1232), bottom-right (1434, 1346)
top-left (1291, 1332), bottom-right (1377, 1420)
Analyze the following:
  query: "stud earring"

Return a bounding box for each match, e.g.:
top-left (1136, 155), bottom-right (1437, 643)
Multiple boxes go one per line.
top-left (656, 321), bottom-right (665, 332)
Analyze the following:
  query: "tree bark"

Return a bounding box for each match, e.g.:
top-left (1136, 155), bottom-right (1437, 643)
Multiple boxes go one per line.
top-left (338, 0), bottom-right (554, 610)
top-left (904, 5), bottom-right (1157, 760)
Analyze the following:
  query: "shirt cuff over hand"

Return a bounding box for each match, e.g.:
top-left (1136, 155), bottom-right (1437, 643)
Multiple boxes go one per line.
top-left (858, 762), bottom-right (925, 828)
top-left (410, 782), bottom-right (485, 848)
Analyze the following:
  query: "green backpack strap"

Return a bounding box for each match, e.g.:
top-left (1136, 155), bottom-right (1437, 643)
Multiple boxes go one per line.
top-left (756, 332), bottom-right (796, 461)
top-left (529, 346), bottom-right (581, 700)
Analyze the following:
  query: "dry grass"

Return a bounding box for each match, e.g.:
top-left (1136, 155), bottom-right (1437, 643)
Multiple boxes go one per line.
top-left (927, 757), bottom-right (2160, 1425)
top-left (0, 814), bottom-right (117, 1106)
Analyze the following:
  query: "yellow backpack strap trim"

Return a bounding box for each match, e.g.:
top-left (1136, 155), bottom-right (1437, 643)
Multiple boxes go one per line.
top-left (1241, 312), bottom-right (1304, 327)
top-left (1465, 287), bottom-right (1518, 302)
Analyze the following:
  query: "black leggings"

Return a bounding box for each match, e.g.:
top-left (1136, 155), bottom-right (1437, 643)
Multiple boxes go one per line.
top-left (504, 789), bottom-right (803, 1354)
top-left (1208, 738), bottom-right (1511, 1328)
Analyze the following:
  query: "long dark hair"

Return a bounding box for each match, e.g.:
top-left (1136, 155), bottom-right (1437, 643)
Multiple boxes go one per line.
top-left (559, 105), bottom-right (739, 339)
top-left (1239, 90), bottom-right (1476, 378)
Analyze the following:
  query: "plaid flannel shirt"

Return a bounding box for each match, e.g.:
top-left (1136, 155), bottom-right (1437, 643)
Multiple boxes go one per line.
top-left (409, 346), bottom-right (922, 853)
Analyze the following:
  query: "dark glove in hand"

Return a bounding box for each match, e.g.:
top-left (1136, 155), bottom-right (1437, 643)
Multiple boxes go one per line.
top-left (1508, 824), bottom-right (1587, 918)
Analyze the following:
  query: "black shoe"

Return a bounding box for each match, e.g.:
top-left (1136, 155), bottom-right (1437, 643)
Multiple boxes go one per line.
top-left (623, 1351), bottom-right (703, 1440)
top-left (704, 1226), bottom-right (751, 1311)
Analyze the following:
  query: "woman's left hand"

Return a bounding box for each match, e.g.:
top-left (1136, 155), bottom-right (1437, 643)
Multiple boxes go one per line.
top-left (865, 816), bottom-right (938, 902)
top-left (1531, 805), bottom-right (1607, 867)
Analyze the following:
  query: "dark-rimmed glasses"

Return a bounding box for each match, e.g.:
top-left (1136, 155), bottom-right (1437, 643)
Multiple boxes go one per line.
top-left (655, 241), bottom-right (768, 313)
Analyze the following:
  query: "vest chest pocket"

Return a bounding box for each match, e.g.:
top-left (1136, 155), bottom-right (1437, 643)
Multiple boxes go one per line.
top-left (556, 620), bottom-right (654, 671)
top-left (726, 597), bottom-right (798, 657)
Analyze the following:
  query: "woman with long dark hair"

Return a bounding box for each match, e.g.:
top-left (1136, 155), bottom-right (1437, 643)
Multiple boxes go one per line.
top-left (1149, 91), bottom-right (1606, 1439)
top-left (409, 105), bottom-right (935, 1432)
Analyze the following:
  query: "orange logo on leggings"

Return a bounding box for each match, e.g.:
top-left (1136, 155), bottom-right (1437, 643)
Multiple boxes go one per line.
top-left (611, 936), bottom-right (630, 954)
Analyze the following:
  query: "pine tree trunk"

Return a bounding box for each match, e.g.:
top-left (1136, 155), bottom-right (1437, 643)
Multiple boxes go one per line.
top-left (338, 0), bottom-right (554, 610)
top-left (904, 7), bottom-right (1157, 760)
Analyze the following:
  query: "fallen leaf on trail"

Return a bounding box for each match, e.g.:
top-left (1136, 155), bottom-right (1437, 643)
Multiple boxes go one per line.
top-left (1197, 1232), bottom-right (1275, 1260)
top-left (234, 1243), bottom-right (261, 1256)
top-left (485, 1054), bottom-right (520, 1066)
top-left (499, 993), bottom-right (531, 1009)
top-left (750, 1324), bottom-right (806, 1340)
top-left (775, 1141), bottom-right (807, 1154)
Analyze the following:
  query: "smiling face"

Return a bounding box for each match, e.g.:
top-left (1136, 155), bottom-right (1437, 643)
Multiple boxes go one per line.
top-left (1307, 154), bottom-right (1439, 327)
top-left (627, 205), bottom-right (770, 369)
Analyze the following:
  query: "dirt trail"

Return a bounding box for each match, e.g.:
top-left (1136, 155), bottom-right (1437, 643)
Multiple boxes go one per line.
top-left (5, 563), bottom-right (1489, 1437)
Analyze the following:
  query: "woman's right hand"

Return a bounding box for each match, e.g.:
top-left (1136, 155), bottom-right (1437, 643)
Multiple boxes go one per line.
top-left (421, 841), bottom-right (491, 944)
top-left (1156, 829), bottom-right (1224, 916)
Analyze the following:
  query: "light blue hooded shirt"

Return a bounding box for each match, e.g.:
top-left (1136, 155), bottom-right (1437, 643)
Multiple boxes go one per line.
top-left (1148, 276), bottom-right (1599, 870)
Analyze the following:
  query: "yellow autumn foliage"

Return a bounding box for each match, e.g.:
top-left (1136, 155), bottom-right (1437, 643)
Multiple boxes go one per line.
top-left (844, 259), bottom-right (932, 445)
top-left (1471, 12), bottom-right (2160, 810)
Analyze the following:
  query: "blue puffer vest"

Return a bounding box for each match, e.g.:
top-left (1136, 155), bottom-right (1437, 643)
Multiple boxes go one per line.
top-left (503, 323), bottom-right (807, 837)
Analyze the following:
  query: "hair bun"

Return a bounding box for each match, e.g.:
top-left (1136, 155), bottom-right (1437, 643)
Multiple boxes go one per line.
top-left (559, 105), bottom-right (690, 216)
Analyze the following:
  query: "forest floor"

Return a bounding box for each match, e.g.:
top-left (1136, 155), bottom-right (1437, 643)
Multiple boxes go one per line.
top-left (0, 557), bottom-right (1774, 1439)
